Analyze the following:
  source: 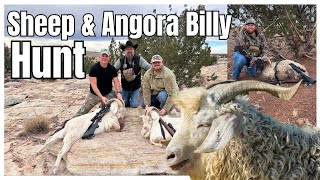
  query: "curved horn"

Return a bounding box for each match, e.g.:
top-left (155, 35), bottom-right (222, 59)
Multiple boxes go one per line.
top-left (208, 80), bottom-right (302, 104)
top-left (248, 46), bottom-right (260, 53)
top-left (205, 80), bottom-right (235, 90)
top-left (145, 106), bottom-right (160, 116)
top-left (109, 98), bottom-right (125, 107)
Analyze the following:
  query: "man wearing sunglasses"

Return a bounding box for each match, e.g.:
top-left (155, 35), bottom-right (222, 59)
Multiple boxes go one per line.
top-left (73, 49), bottom-right (122, 117)
top-left (142, 55), bottom-right (179, 116)
top-left (233, 18), bottom-right (269, 80)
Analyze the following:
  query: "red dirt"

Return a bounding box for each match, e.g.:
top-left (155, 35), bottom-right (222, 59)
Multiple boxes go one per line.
top-left (227, 28), bottom-right (316, 127)
top-left (228, 57), bottom-right (316, 126)
top-left (248, 57), bottom-right (316, 126)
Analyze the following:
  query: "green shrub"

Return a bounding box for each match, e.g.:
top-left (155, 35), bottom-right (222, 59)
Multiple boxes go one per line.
top-left (83, 56), bottom-right (96, 74)
top-left (4, 43), bottom-right (11, 73)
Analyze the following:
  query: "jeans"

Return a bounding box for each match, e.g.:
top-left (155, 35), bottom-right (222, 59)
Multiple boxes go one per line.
top-left (122, 88), bottom-right (140, 108)
top-left (233, 51), bottom-right (256, 80)
top-left (142, 90), bottom-right (168, 110)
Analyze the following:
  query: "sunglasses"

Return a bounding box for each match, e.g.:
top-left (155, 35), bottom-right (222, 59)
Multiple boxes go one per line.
top-left (152, 61), bottom-right (162, 64)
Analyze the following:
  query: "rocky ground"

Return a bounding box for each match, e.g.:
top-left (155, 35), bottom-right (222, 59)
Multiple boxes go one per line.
top-left (3, 78), bottom-right (173, 175)
top-left (4, 59), bottom-right (228, 176)
top-left (6, 55), bottom-right (315, 176)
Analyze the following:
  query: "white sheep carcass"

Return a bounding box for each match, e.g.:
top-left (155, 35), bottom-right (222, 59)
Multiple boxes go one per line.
top-left (141, 106), bottom-right (181, 147)
top-left (165, 80), bottom-right (320, 180)
top-left (37, 98), bottom-right (125, 174)
top-left (258, 56), bottom-right (309, 82)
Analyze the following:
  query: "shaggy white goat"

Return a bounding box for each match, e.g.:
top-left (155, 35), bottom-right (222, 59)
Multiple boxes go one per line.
top-left (141, 107), bottom-right (181, 147)
top-left (258, 56), bottom-right (309, 81)
top-left (165, 80), bottom-right (320, 180)
top-left (37, 99), bottom-right (125, 174)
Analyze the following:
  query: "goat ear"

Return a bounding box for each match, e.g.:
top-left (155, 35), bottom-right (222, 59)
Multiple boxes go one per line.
top-left (194, 114), bottom-right (240, 154)
top-left (150, 110), bottom-right (160, 121)
top-left (110, 101), bottom-right (119, 114)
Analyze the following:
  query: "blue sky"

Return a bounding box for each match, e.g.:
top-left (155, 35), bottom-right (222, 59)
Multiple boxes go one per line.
top-left (4, 4), bottom-right (228, 54)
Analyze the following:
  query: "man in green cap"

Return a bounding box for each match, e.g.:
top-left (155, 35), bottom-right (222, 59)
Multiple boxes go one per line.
top-left (142, 55), bottom-right (178, 116)
top-left (233, 18), bottom-right (269, 80)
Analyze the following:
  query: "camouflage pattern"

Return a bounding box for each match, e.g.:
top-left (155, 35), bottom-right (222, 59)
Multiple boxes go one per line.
top-left (235, 28), bottom-right (269, 57)
top-left (73, 91), bottom-right (116, 118)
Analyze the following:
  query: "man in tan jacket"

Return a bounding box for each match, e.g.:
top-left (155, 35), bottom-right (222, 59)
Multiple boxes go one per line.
top-left (142, 55), bottom-right (179, 116)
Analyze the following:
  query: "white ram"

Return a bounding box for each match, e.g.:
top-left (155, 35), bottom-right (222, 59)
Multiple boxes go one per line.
top-left (141, 107), bottom-right (181, 147)
top-left (258, 56), bottom-right (309, 82)
top-left (247, 46), bottom-right (309, 82)
top-left (37, 99), bottom-right (125, 174)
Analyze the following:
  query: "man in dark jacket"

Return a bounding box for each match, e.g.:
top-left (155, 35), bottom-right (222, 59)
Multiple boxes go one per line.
top-left (233, 18), bottom-right (269, 80)
top-left (114, 40), bottom-right (150, 108)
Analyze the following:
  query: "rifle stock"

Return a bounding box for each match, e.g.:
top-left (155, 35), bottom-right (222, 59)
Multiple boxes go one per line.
top-left (82, 122), bottom-right (99, 139)
top-left (82, 104), bottom-right (111, 139)
top-left (159, 117), bottom-right (175, 137)
top-left (289, 63), bottom-right (316, 85)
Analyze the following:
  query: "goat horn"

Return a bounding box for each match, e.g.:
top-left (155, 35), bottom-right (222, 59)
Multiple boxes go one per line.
top-left (248, 46), bottom-right (260, 53)
top-left (145, 106), bottom-right (160, 116)
top-left (208, 80), bottom-right (302, 104)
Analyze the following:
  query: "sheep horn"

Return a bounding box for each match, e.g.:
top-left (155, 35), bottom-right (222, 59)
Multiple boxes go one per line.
top-left (208, 80), bottom-right (302, 104)
top-left (145, 106), bottom-right (160, 116)
top-left (248, 46), bottom-right (260, 53)
top-left (109, 98), bottom-right (125, 107)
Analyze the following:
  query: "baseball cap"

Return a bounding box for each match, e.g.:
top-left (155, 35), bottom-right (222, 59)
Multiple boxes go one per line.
top-left (245, 19), bottom-right (256, 25)
top-left (151, 55), bottom-right (163, 63)
top-left (100, 49), bottom-right (111, 56)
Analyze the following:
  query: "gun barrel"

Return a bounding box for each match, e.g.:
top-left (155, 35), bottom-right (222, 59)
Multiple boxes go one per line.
top-left (289, 63), bottom-right (316, 85)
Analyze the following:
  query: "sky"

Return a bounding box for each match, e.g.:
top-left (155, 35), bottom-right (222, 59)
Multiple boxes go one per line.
top-left (4, 4), bottom-right (228, 54)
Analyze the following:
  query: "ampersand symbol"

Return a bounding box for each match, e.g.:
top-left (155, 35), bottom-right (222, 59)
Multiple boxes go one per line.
top-left (81, 13), bottom-right (95, 36)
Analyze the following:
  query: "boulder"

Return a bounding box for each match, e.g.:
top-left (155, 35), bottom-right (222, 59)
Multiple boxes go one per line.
top-left (5, 95), bottom-right (28, 107)
top-left (4, 100), bottom-right (68, 121)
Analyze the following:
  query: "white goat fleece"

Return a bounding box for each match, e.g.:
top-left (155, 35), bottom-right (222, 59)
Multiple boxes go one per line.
top-left (37, 99), bottom-right (124, 174)
top-left (141, 107), bottom-right (182, 147)
top-left (165, 82), bottom-right (320, 179)
top-left (259, 57), bottom-right (309, 81)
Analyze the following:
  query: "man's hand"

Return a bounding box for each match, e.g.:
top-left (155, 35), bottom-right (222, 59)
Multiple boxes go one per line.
top-left (101, 97), bottom-right (109, 105)
top-left (250, 57), bottom-right (258, 66)
top-left (159, 109), bottom-right (166, 116)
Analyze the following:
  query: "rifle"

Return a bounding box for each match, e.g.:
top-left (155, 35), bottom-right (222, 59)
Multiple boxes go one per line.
top-left (159, 117), bottom-right (175, 137)
top-left (82, 104), bottom-right (111, 139)
top-left (289, 63), bottom-right (316, 85)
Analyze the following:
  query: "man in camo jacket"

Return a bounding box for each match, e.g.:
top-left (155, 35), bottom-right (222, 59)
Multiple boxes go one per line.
top-left (233, 18), bottom-right (269, 80)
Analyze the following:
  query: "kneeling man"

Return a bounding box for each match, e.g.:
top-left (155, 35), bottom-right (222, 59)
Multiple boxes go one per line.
top-left (142, 55), bottom-right (179, 116)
